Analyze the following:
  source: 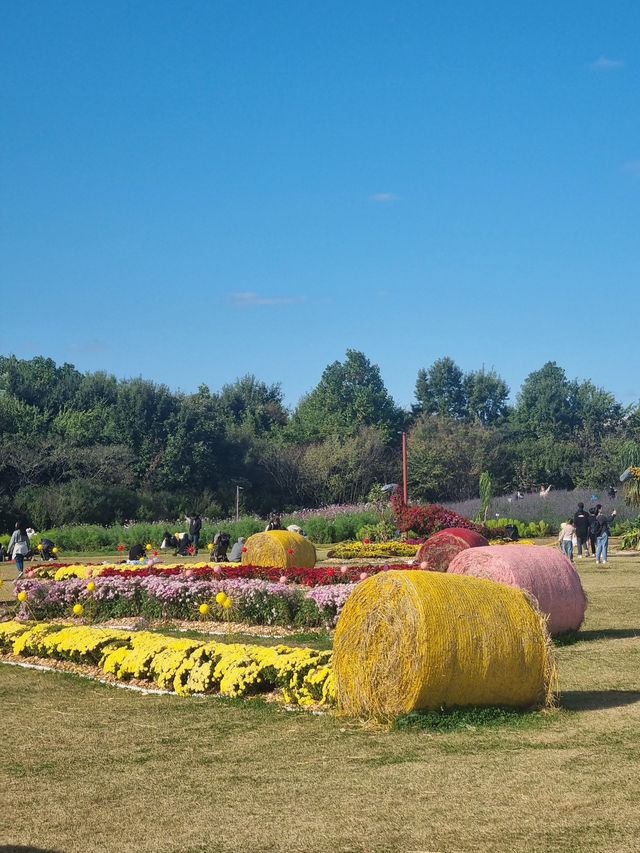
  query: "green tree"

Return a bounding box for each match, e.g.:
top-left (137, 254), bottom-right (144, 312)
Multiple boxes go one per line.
top-left (464, 368), bottom-right (510, 425)
top-left (407, 417), bottom-right (507, 501)
top-left (574, 381), bottom-right (624, 439)
top-left (513, 362), bottom-right (579, 438)
top-left (219, 374), bottom-right (288, 439)
top-left (415, 357), bottom-right (467, 419)
top-left (289, 350), bottom-right (402, 443)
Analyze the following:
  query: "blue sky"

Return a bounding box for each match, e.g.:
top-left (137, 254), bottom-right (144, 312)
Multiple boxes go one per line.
top-left (2, 1), bottom-right (639, 410)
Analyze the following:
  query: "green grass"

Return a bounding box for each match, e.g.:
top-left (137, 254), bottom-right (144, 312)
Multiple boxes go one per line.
top-left (152, 625), bottom-right (335, 651)
top-left (1, 551), bottom-right (640, 852)
top-left (395, 704), bottom-right (552, 732)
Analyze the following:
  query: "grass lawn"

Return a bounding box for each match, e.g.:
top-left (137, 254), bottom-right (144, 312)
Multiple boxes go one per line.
top-left (1, 553), bottom-right (639, 852)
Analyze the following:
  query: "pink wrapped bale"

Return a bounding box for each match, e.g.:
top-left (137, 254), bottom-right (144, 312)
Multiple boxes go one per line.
top-left (447, 545), bottom-right (587, 635)
top-left (415, 528), bottom-right (489, 573)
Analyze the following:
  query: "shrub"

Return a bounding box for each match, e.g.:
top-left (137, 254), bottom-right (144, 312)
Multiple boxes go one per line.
top-left (391, 490), bottom-right (482, 538)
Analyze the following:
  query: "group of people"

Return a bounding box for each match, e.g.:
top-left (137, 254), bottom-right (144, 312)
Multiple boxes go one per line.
top-left (557, 502), bottom-right (617, 565)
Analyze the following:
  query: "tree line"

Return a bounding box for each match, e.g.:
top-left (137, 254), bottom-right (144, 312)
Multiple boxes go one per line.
top-left (1, 352), bottom-right (638, 530)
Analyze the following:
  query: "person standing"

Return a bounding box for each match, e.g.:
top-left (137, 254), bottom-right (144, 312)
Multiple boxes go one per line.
top-left (189, 513), bottom-right (202, 555)
top-left (573, 503), bottom-right (591, 558)
top-left (558, 518), bottom-right (576, 561)
top-left (595, 507), bottom-right (617, 565)
top-left (8, 522), bottom-right (30, 577)
top-left (588, 505), bottom-right (601, 556)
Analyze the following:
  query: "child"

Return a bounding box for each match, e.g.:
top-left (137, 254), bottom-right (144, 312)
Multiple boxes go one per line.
top-left (558, 518), bottom-right (576, 561)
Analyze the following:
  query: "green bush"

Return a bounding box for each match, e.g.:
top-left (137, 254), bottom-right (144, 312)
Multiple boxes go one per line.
top-left (484, 518), bottom-right (551, 537)
top-left (295, 516), bottom-right (331, 544)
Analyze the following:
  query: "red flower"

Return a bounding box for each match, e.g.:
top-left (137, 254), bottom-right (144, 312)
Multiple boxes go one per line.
top-left (364, 539), bottom-right (370, 544)
top-left (153, 551), bottom-right (158, 556)
top-left (189, 547), bottom-right (194, 554)
top-left (327, 568), bottom-right (335, 576)
top-left (118, 545), bottom-right (124, 551)
top-left (242, 547), bottom-right (247, 552)
top-left (288, 549), bottom-right (293, 554)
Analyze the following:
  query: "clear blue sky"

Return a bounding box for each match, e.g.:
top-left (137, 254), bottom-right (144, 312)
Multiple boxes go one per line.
top-left (2, 1), bottom-right (639, 410)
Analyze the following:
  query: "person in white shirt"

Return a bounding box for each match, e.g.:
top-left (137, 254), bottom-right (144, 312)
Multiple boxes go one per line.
top-left (557, 519), bottom-right (576, 561)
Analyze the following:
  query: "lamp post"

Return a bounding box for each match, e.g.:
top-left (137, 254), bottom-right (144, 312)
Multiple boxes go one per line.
top-left (402, 432), bottom-right (408, 505)
top-left (236, 486), bottom-right (243, 523)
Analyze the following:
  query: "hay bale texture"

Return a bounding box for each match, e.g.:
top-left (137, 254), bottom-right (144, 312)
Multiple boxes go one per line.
top-left (333, 570), bottom-right (555, 718)
top-left (241, 530), bottom-right (316, 569)
top-left (447, 545), bottom-right (587, 635)
top-left (415, 528), bottom-right (489, 572)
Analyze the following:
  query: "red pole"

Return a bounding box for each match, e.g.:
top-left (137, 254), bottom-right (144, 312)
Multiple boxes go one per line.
top-left (402, 431), bottom-right (408, 505)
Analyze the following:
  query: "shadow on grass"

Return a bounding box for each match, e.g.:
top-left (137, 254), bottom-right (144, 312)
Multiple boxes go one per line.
top-left (0, 847), bottom-right (63, 852)
top-left (554, 628), bottom-right (640, 646)
top-left (560, 689), bottom-right (640, 711)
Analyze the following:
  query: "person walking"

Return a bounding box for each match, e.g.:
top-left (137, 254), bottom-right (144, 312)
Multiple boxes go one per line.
top-left (8, 522), bottom-right (30, 577)
top-left (573, 502), bottom-right (591, 558)
top-left (558, 518), bottom-right (576, 561)
top-left (594, 507), bottom-right (617, 565)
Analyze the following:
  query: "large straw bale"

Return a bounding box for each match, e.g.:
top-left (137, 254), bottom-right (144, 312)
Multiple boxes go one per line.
top-left (447, 545), bottom-right (586, 635)
top-left (333, 570), bottom-right (555, 718)
top-left (415, 528), bottom-right (488, 572)
top-left (241, 530), bottom-right (316, 569)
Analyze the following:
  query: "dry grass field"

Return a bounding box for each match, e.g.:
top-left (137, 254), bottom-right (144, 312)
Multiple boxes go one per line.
top-left (1, 552), bottom-right (639, 853)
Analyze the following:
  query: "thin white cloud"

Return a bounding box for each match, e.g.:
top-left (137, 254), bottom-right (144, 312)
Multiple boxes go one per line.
top-left (370, 193), bottom-right (400, 203)
top-left (591, 56), bottom-right (625, 70)
top-left (66, 340), bottom-right (108, 353)
top-left (229, 292), bottom-right (305, 308)
top-left (623, 161), bottom-right (640, 178)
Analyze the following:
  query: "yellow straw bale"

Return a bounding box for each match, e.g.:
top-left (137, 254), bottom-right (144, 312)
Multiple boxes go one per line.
top-left (333, 570), bottom-right (555, 718)
top-left (241, 530), bottom-right (316, 569)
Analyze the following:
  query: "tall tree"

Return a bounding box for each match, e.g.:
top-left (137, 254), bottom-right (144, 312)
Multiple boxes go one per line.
top-left (415, 357), bottom-right (467, 419)
top-left (219, 374), bottom-right (288, 438)
top-left (464, 367), bottom-right (510, 425)
top-left (513, 362), bottom-right (579, 438)
top-left (289, 350), bottom-right (402, 443)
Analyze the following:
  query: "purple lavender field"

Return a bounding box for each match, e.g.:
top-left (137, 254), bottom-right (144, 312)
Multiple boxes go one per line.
top-left (444, 488), bottom-right (637, 529)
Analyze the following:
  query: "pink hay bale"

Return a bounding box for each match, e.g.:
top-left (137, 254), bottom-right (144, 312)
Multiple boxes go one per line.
top-left (415, 528), bottom-right (489, 573)
top-left (447, 545), bottom-right (587, 634)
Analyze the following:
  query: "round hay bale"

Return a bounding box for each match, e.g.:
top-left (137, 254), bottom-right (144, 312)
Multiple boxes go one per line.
top-left (241, 530), bottom-right (316, 569)
top-left (447, 545), bottom-right (587, 635)
top-left (415, 528), bottom-right (489, 572)
top-left (333, 570), bottom-right (555, 718)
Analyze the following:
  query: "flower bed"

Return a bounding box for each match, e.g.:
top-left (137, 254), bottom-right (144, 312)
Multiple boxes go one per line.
top-left (98, 563), bottom-right (413, 585)
top-left (325, 542), bottom-right (419, 559)
top-left (14, 576), bottom-right (360, 628)
top-left (0, 621), bottom-right (335, 707)
top-left (31, 561), bottom-right (414, 586)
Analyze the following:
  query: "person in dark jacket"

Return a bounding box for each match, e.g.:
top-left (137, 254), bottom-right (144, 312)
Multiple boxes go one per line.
top-left (594, 507), bottom-right (617, 565)
top-left (188, 514), bottom-right (202, 555)
top-left (129, 543), bottom-right (145, 562)
top-left (588, 505), bottom-right (601, 556)
top-left (573, 503), bottom-right (591, 558)
top-left (39, 538), bottom-right (56, 561)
